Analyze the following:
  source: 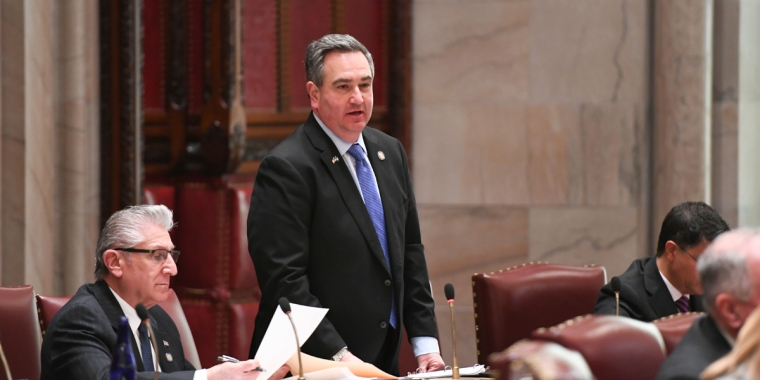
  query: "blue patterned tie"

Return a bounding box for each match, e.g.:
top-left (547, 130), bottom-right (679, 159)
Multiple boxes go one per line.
top-left (347, 144), bottom-right (397, 329)
top-left (138, 323), bottom-right (155, 372)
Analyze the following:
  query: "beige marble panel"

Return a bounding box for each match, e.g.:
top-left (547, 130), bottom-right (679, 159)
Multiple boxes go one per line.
top-left (651, 0), bottom-right (712, 231)
top-left (711, 102), bottom-right (738, 227)
top-left (580, 104), bottom-right (642, 206)
top-left (529, 0), bottom-right (649, 104)
top-left (413, 0), bottom-right (529, 105)
top-left (1, 0), bottom-right (25, 285)
top-left (737, 1), bottom-right (760, 226)
top-left (526, 104), bottom-right (583, 205)
top-left (528, 206), bottom-right (640, 278)
top-left (25, 0), bottom-right (57, 295)
top-left (413, 104), bottom-right (529, 205)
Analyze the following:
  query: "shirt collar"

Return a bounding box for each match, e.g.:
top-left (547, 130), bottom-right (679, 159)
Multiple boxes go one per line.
top-left (313, 112), bottom-right (367, 157)
top-left (109, 286), bottom-right (144, 336)
top-left (659, 270), bottom-right (686, 302)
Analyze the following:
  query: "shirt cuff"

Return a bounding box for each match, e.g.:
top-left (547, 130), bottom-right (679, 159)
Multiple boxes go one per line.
top-left (193, 369), bottom-right (208, 380)
top-left (411, 337), bottom-right (440, 357)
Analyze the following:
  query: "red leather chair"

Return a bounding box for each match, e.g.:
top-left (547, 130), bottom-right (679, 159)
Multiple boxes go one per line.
top-left (531, 315), bottom-right (666, 380)
top-left (0, 285), bottom-right (41, 380)
top-left (157, 289), bottom-right (202, 368)
top-left (489, 340), bottom-right (593, 380)
top-left (172, 178), bottom-right (260, 367)
top-left (471, 262), bottom-right (606, 363)
top-left (653, 312), bottom-right (704, 355)
top-left (36, 294), bottom-right (71, 337)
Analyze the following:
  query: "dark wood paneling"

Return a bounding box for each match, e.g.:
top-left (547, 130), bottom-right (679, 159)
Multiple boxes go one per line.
top-left (345, 0), bottom-right (386, 107)
top-left (188, 0), bottom-right (204, 115)
top-left (288, 0), bottom-right (332, 110)
top-left (242, 0), bottom-right (278, 110)
top-left (143, 0), bottom-right (164, 111)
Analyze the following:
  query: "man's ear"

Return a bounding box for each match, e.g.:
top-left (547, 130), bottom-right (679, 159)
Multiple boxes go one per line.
top-left (664, 240), bottom-right (679, 261)
top-left (715, 293), bottom-right (744, 331)
top-left (103, 250), bottom-right (124, 278)
top-left (306, 81), bottom-right (319, 105)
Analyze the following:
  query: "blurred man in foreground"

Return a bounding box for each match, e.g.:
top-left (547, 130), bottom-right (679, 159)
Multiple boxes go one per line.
top-left (41, 205), bottom-right (289, 380)
top-left (657, 228), bottom-right (760, 380)
top-left (595, 201), bottom-right (729, 320)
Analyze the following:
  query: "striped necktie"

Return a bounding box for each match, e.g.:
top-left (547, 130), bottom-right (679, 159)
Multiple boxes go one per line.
top-left (675, 295), bottom-right (690, 313)
top-left (347, 144), bottom-right (397, 329)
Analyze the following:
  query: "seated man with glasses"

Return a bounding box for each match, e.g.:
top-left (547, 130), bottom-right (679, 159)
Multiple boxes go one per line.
top-left (594, 201), bottom-right (730, 321)
top-left (41, 205), bottom-right (289, 380)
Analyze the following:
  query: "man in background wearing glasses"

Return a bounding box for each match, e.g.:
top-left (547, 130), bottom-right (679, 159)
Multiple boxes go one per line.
top-left (41, 205), bottom-right (289, 380)
top-left (594, 201), bottom-right (730, 321)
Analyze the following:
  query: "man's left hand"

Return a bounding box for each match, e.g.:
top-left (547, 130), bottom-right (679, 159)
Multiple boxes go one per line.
top-left (416, 353), bottom-right (445, 373)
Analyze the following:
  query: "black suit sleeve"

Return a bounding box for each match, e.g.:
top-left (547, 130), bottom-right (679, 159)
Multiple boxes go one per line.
top-left (248, 154), bottom-right (346, 358)
top-left (594, 282), bottom-right (638, 318)
top-left (397, 140), bottom-right (438, 339)
top-left (43, 301), bottom-right (194, 380)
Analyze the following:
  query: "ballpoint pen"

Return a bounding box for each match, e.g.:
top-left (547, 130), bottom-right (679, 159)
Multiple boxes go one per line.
top-left (217, 355), bottom-right (267, 372)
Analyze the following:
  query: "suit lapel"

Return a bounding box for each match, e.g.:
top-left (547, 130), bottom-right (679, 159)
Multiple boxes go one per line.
top-left (303, 115), bottom-right (390, 274)
top-left (91, 280), bottom-right (146, 371)
top-left (151, 314), bottom-right (180, 372)
top-left (643, 257), bottom-right (679, 318)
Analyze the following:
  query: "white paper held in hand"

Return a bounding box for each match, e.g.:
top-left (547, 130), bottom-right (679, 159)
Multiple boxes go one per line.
top-left (254, 303), bottom-right (329, 380)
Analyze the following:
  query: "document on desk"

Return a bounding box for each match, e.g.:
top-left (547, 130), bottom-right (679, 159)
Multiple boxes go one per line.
top-left (254, 303), bottom-right (329, 380)
top-left (401, 364), bottom-right (487, 379)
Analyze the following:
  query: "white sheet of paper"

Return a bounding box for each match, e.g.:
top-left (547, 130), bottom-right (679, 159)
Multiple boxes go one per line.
top-left (254, 303), bottom-right (329, 380)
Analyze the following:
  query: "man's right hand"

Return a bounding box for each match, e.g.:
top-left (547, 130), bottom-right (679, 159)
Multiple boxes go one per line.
top-left (340, 352), bottom-right (364, 363)
top-left (207, 360), bottom-right (290, 380)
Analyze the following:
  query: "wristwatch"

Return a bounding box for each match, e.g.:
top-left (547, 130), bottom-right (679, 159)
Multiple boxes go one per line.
top-left (332, 347), bottom-right (350, 362)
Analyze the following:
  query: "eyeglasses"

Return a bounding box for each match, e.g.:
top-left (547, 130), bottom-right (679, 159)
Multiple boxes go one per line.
top-left (680, 248), bottom-right (698, 262)
top-left (114, 248), bottom-right (180, 263)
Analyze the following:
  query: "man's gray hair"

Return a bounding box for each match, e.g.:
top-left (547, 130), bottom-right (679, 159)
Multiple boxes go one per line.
top-left (698, 249), bottom-right (751, 314)
top-left (305, 34), bottom-right (374, 87)
top-left (94, 204), bottom-right (175, 280)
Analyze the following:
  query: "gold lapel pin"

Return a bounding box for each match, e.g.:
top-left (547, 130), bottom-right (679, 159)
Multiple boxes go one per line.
top-left (166, 352), bottom-right (174, 362)
top-left (332, 156), bottom-right (339, 164)
top-left (378, 151), bottom-right (385, 161)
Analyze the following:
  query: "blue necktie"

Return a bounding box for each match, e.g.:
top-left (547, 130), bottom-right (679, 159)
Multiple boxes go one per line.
top-left (347, 144), bottom-right (397, 329)
top-left (138, 323), bottom-right (155, 372)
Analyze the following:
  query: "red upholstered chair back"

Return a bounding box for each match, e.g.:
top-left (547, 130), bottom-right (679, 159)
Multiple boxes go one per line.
top-left (0, 285), bottom-right (41, 380)
top-left (471, 262), bottom-right (606, 363)
top-left (531, 315), bottom-right (666, 380)
top-left (653, 312), bottom-right (704, 355)
top-left (36, 294), bottom-right (71, 337)
top-left (156, 289), bottom-right (202, 369)
top-left (489, 340), bottom-right (593, 380)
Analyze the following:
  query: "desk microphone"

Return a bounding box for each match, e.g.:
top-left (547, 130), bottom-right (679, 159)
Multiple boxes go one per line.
top-left (444, 284), bottom-right (459, 379)
top-left (136, 303), bottom-right (160, 380)
top-left (279, 297), bottom-right (305, 380)
top-left (611, 277), bottom-right (622, 316)
top-left (0, 333), bottom-right (12, 380)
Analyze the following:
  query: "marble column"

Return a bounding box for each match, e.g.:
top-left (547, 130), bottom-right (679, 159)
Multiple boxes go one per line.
top-left (651, 0), bottom-right (713, 235)
top-left (737, 0), bottom-right (760, 226)
top-left (57, 0), bottom-right (100, 295)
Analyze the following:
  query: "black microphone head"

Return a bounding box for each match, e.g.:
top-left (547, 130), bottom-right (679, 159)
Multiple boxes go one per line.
top-left (135, 303), bottom-right (150, 321)
top-left (611, 277), bottom-right (622, 293)
top-left (279, 297), bottom-right (292, 313)
top-left (444, 283), bottom-right (455, 301)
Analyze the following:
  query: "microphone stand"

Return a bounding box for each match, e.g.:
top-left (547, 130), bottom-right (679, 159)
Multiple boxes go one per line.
top-left (0, 334), bottom-right (12, 380)
top-left (279, 298), bottom-right (304, 380)
top-left (136, 303), bottom-right (160, 380)
top-left (448, 299), bottom-right (459, 379)
top-left (615, 292), bottom-right (620, 317)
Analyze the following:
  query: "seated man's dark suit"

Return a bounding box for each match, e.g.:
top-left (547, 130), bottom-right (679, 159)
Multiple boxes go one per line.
top-left (595, 256), bottom-right (705, 321)
top-left (41, 280), bottom-right (196, 380)
top-left (656, 315), bottom-right (732, 380)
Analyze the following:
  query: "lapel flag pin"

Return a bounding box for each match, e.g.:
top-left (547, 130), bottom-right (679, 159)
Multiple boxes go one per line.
top-left (163, 340), bottom-right (169, 347)
top-left (332, 156), bottom-right (339, 164)
top-left (166, 352), bottom-right (174, 362)
top-left (378, 151), bottom-right (385, 161)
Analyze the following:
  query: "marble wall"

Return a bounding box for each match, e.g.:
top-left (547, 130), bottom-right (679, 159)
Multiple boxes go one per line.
top-left (413, 0), bottom-right (652, 366)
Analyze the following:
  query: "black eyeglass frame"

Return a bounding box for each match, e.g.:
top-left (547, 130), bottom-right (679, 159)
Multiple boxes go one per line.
top-left (114, 248), bottom-right (180, 263)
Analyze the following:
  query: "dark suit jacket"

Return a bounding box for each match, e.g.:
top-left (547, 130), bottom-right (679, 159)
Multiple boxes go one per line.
top-left (247, 113), bottom-right (438, 373)
top-left (40, 280), bottom-right (196, 380)
top-left (594, 256), bottom-right (705, 321)
top-left (656, 315), bottom-right (732, 380)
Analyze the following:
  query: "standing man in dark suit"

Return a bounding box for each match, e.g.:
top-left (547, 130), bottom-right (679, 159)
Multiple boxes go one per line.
top-left (247, 34), bottom-right (444, 375)
top-left (41, 205), bottom-right (289, 380)
top-left (595, 201), bottom-right (729, 321)
top-left (657, 229), bottom-right (760, 380)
